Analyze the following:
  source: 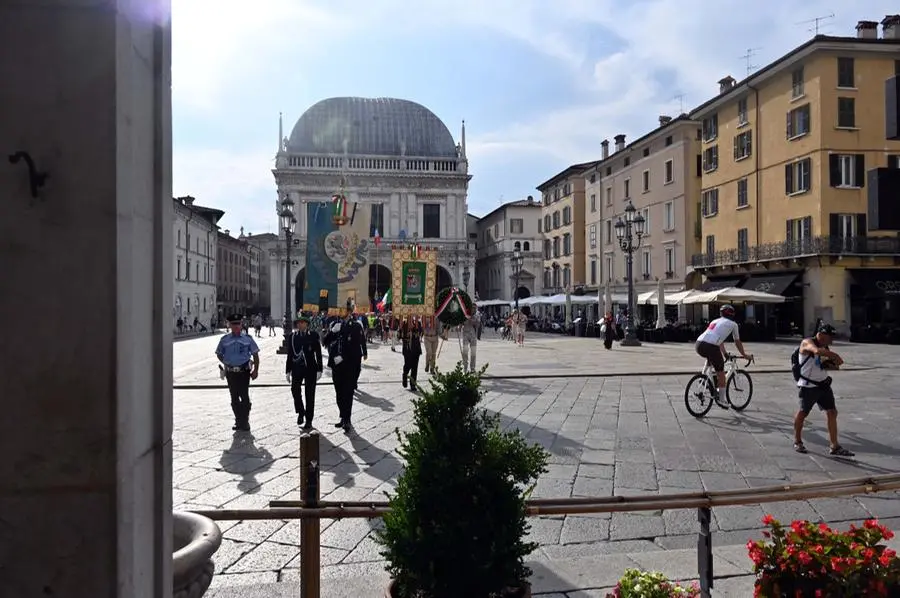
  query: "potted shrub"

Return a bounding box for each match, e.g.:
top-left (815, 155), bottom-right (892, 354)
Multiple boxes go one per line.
top-left (748, 515), bottom-right (900, 596)
top-left (377, 364), bottom-right (549, 597)
top-left (605, 569), bottom-right (700, 597)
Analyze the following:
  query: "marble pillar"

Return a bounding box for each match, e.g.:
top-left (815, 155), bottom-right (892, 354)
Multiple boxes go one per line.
top-left (0, 1), bottom-right (173, 597)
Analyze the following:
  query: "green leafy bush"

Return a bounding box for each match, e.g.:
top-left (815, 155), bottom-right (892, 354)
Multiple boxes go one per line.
top-left (376, 363), bottom-right (549, 597)
top-left (606, 569), bottom-right (700, 598)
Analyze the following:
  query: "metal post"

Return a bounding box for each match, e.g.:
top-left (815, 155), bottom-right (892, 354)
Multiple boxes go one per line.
top-left (697, 507), bottom-right (713, 598)
top-left (299, 431), bottom-right (321, 598)
top-left (621, 231), bottom-right (641, 347)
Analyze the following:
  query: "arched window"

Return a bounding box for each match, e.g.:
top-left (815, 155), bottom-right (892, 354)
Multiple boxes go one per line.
top-left (523, 241), bottom-right (530, 251)
top-left (514, 241), bottom-right (521, 251)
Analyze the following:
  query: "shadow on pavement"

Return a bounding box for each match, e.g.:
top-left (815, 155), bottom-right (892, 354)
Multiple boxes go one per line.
top-left (220, 432), bottom-right (275, 493)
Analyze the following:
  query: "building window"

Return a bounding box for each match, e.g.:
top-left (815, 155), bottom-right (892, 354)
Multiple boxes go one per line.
top-left (664, 247), bottom-right (675, 277)
top-left (785, 158), bottom-right (812, 195)
top-left (643, 147), bottom-right (650, 158)
top-left (737, 228), bottom-right (749, 260)
top-left (702, 114), bottom-right (718, 142)
top-left (562, 206), bottom-right (572, 226)
top-left (177, 258), bottom-right (182, 279)
top-left (837, 97), bottom-right (856, 128)
top-left (786, 104), bottom-right (811, 139)
top-left (733, 131), bottom-right (752, 161)
top-left (544, 214), bottom-right (551, 231)
top-left (737, 97), bottom-right (748, 125)
top-left (552, 237), bottom-right (560, 258)
top-left (590, 173), bottom-right (596, 184)
top-left (641, 249), bottom-right (651, 278)
top-left (186, 260), bottom-right (191, 280)
top-left (889, 155), bottom-right (900, 169)
top-left (523, 241), bottom-right (530, 251)
top-left (563, 233), bottom-right (571, 256)
top-left (791, 66), bottom-right (804, 98)
top-left (664, 159), bottom-right (674, 184)
top-left (641, 207), bottom-right (650, 234)
top-left (665, 135), bottom-right (673, 146)
top-left (705, 235), bottom-right (715, 256)
top-left (605, 220), bottom-right (612, 244)
top-left (590, 193), bottom-right (597, 212)
top-left (563, 266), bottom-right (571, 288)
top-left (590, 259), bottom-right (597, 285)
top-left (493, 223), bottom-right (499, 239)
top-left (701, 188), bottom-right (719, 217)
top-left (605, 187), bottom-right (612, 206)
top-left (829, 154), bottom-right (865, 188)
top-left (369, 203), bottom-right (384, 237)
top-left (702, 145), bottom-right (718, 172)
top-left (589, 224), bottom-right (597, 249)
top-left (423, 203), bottom-right (441, 238)
top-left (509, 218), bottom-right (524, 234)
top-left (737, 178), bottom-right (749, 208)
top-left (537, 218), bottom-right (542, 234)
top-left (642, 169), bottom-right (650, 192)
top-left (552, 211), bottom-right (560, 228)
top-left (543, 269), bottom-right (551, 289)
top-left (543, 239), bottom-right (551, 259)
top-left (624, 157), bottom-right (631, 167)
top-left (605, 166), bottom-right (612, 176)
top-left (786, 216), bottom-right (813, 252)
top-left (663, 201), bottom-right (674, 231)
top-left (837, 57), bottom-right (855, 88)
top-left (605, 255), bottom-right (613, 281)
top-left (624, 178), bottom-right (631, 198)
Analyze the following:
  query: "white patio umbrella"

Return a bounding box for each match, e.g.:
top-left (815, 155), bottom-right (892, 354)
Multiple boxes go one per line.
top-left (682, 286), bottom-right (786, 305)
top-left (655, 278), bottom-right (666, 329)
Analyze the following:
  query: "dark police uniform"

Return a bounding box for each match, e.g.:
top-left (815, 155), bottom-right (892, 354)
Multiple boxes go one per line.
top-left (284, 316), bottom-right (323, 429)
top-left (400, 320), bottom-right (423, 391)
top-left (215, 314), bottom-right (260, 431)
top-left (323, 315), bottom-right (367, 431)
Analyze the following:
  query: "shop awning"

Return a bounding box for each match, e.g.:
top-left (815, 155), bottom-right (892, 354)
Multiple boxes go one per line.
top-left (851, 269), bottom-right (900, 296)
top-left (700, 276), bottom-right (745, 291)
top-left (739, 272), bottom-right (801, 296)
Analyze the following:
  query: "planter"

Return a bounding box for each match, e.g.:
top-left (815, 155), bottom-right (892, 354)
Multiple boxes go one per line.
top-left (385, 580), bottom-right (532, 597)
top-left (173, 511), bottom-right (222, 598)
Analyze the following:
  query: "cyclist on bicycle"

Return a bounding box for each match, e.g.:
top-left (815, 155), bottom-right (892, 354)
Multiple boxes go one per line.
top-left (695, 305), bottom-right (753, 408)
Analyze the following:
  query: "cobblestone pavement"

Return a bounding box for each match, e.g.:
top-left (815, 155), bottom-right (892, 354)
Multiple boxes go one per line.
top-left (173, 332), bottom-right (900, 591)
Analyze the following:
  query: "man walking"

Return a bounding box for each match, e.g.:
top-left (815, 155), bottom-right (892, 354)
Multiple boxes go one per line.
top-left (215, 314), bottom-right (260, 431)
top-left (793, 323), bottom-right (854, 456)
top-left (460, 311), bottom-right (480, 373)
top-left (323, 314), bottom-right (367, 431)
top-left (285, 314), bottom-right (323, 430)
top-left (422, 316), bottom-right (439, 373)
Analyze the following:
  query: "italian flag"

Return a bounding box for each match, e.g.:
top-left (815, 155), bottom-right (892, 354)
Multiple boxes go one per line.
top-left (374, 228), bottom-right (381, 247)
top-left (377, 288), bottom-right (391, 312)
top-left (332, 194), bottom-right (347, 220)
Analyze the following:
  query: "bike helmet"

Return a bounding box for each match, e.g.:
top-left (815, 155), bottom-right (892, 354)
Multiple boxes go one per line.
top-left (720, 304), bottom-right (736, 319)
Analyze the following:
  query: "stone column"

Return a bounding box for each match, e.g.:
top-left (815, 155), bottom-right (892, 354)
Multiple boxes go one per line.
top-left (0, 1), bottom-right (173, 597)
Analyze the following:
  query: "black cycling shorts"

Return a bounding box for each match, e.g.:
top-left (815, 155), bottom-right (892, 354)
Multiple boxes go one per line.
top-left (695, 341), bottom-right (725, 373)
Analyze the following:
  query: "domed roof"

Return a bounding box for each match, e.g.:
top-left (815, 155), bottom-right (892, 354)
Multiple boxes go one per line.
top-left (287, 97), bottom-right (459, 158)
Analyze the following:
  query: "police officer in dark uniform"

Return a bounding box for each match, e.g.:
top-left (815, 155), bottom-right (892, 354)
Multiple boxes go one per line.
top-left (323, 313), bottom-right (367, 432)
top-left (284, 314), bottom-right (323, 430)
top-left (215, 314), bottom-right (261, 431)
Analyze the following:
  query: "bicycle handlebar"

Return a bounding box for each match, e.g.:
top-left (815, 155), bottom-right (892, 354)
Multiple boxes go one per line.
top-left (724, 353), bottom-right (754, 366)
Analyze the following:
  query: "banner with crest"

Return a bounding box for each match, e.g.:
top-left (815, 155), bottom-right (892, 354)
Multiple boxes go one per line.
top-left (391, 244), bottom-right (437, 317)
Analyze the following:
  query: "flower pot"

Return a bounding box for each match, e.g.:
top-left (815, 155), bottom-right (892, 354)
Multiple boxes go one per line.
top-left (173, 511), bottom-right (222, 598)
top-left (384, 579), bottom-right (532, 597)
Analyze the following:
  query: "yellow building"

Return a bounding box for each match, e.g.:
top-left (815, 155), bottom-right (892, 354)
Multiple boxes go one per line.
top-left (689, 21), bottom-right (900, 338)
top-left (537, 161), bottom-right (599, 292)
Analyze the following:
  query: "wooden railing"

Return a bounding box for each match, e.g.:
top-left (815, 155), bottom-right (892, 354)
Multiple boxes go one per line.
top-left (189, 431), bottom-right (900, 598)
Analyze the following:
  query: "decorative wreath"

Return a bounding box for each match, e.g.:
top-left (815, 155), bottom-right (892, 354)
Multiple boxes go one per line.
top-left (435, 286), bottom-right (475, 327)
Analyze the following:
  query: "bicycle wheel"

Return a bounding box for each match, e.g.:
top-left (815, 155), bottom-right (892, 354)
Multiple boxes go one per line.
top-left (684, 374), bottom-right (716, 418)
top-left (726, 370), bottom-right (753, 411)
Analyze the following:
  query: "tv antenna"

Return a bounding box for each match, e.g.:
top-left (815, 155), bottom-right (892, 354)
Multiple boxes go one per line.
top-left (672, 92), bottom-right (685, 114)
top-left (740, 47), bottom-right (762, 77)
top-left (796, 13), bottom-right (834, 35)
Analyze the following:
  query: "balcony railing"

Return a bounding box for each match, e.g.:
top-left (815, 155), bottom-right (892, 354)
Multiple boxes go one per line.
top-left (691, 235), bottom-right (900, 268)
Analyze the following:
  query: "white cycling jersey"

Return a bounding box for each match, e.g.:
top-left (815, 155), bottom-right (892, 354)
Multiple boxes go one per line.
top-left (696, 317), bottom-right (740, 345)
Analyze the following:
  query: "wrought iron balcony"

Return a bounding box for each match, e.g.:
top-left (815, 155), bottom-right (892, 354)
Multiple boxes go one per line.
top-left (691, 235), bottom-right (900, 268)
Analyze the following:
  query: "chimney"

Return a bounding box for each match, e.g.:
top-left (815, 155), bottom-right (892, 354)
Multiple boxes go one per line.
top-left (613, 134), bottom-right (626, 152)
top-left (224, 229), bottom-right (230, 236)
top-left (856, 20), bottom-right (878, 38)
top-left (882, 15), bottom-right (900, 39)
top-left (601, 139), bottom-right (610, 159)
top-left (526, 195), bottom-right (534, 204)
top-left (659, 115), bottom-right (673, 127)
top-left (177, 195), bottom-right (195, 206)
top-left (718, 76), bottom-right (736, 94)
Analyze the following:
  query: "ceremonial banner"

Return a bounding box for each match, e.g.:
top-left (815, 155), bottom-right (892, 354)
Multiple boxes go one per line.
top-left (391, 244), bottom-right (437, 317)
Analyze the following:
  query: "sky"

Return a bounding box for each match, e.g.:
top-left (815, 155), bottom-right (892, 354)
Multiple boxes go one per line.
top-left (171, 1), bottom-right (899, 235)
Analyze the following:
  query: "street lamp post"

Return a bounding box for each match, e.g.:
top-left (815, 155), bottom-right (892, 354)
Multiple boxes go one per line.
top-left (614, 201), bottom-right (646, 347)
top-left (277, 194), bottom-right (297, 355)
top-left (512, 249), bottom-right (524, 312)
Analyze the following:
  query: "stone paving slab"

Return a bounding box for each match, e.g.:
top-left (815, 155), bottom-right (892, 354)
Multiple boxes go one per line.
top-left (175, 332), bottom-right (900, 590)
